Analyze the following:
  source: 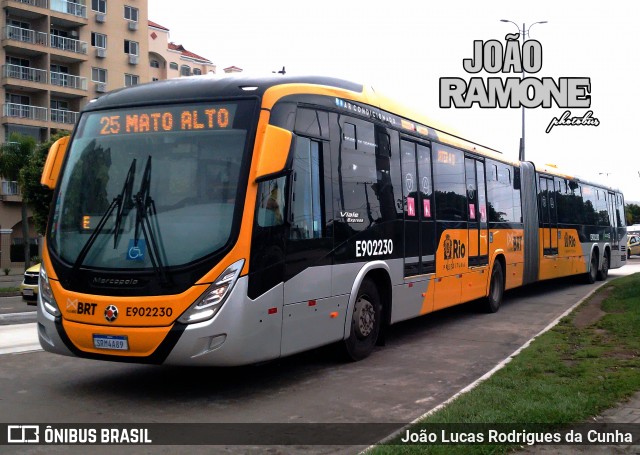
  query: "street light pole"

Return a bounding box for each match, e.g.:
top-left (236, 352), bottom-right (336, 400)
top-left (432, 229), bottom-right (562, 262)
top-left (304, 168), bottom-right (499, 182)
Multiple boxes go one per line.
top-left (500, 20), bottom-right (547, 162)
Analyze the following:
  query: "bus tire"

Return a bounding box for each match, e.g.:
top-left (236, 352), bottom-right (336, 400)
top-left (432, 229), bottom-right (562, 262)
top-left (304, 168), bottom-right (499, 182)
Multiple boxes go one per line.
top-left (341, 279), bottom-right (381, 361)
top-left (483, 261), bottom-right (504, 313)
top-left (584, 253), bottom-right (598, 284)
top-left (597, 251), bottom-right (609, 281)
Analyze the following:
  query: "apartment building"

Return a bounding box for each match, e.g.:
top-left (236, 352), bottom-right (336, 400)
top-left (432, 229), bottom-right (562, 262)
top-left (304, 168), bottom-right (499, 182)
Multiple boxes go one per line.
top-left (0, 1), bottom-right (201, 270)
top-left (1, 0), bottom-right (149, 143)
top-left (148, 20), bottom-right (214, 79)
top-left (0, 1), bottom-right (220, 271)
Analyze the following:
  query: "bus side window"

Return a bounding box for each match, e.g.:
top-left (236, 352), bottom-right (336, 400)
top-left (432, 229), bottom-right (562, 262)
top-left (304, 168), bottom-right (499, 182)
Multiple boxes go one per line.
top-left (433, 144), bottom-right (465, 221)
top-left (487, 160), bottom-right (515, 223)
top-left (257, 176), bottom-right (286, 227)
top-left (295, 108), bottom-right (329, 139)
top-left (617, 194), bottom-right (626, 227)
top-left (555, 177), bottom-right (567, 224)
top-left (582, 185), bottom-right (598, 225)
top-left (290, 136), bottom-right (324, 239)
top-left (336, 117), bottom-right (379, 230)
top-left (596, 189), bottom-right (610, 226)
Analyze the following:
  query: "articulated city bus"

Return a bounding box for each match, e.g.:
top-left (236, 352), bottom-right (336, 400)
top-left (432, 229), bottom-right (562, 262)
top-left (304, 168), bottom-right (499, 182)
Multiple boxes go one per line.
top-left (37, 75), bottom-right (627, 366)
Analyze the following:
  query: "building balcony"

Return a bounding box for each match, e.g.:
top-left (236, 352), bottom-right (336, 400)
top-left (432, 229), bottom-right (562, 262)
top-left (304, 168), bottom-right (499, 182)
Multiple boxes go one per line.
top-left (50, 0), bottom-right (87, 19)
top-left (2, 64), bottom-right (48, 90)
top-left (2, 0), bottom-right (48, 16)
top-left (1, 65), bottom-right (88, 98)
top-left (2, 103), bottom-right (48, 123)
top-left (49, 34), bottom-right (87, 56)
top-left (3, 26), bottom-right (87, 61)
top-left (50, 108), bottom-right (78, 125)
top-left (3, 0), bottom-right (88, 25)
top-left (3, 25), bottom-right (48, 47)
top-left (6, 0), bottom-right (48, 7)
top-left (50, 71), bottom-right (87, 90)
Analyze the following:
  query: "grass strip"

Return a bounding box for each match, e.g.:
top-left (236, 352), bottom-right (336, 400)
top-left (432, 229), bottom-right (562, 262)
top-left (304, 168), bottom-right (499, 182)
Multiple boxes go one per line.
top-left (0, 287), bottom-right (20, 294)
top-left (371, 273), bottom-right (640, 455)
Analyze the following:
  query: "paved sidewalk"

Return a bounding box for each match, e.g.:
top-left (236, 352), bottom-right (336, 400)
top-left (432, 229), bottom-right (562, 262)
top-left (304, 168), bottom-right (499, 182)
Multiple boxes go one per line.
top-left (598, 391), bottom-right (640, 425)
top-left (0, 273), bottom-right (23, 297)
top-left (518, 392), bottom-right (640, 454)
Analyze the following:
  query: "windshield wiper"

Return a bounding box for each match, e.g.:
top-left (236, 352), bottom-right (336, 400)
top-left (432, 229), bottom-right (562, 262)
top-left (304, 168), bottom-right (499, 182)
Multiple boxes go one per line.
top-left (133, 156), bottom-right (170, 285)
top-left (72, 152), bottom-right (135, 273)
top-left (113, 158), bottom-right (136, 248)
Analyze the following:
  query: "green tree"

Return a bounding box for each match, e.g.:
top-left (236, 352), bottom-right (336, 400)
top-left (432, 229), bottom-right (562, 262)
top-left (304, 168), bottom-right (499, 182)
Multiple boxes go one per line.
top-left (0, 133), bottom-right (36, 269)
top-left (626, 203), bottom-right (640, 225)
top-left (20, 132), bottom-right (70, 236)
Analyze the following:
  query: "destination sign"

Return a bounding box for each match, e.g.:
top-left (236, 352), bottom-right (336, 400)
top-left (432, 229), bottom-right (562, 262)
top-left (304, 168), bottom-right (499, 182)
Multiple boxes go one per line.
top-left (91, 104), bottom-right (238, 136)
top-left (437, 149), bottom-right (458, 166)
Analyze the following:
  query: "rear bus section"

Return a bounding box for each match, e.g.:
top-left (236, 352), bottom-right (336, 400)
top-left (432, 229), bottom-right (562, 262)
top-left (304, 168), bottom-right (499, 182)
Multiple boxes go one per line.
top-left (534, 172), bottom-right (626, 284)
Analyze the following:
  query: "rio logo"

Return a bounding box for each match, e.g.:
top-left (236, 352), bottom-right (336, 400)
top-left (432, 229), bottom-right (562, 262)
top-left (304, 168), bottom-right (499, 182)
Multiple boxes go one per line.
top-left (564, 232), bottom-right (577, 248)
top-left (444, 234), bottom-right (466, 260)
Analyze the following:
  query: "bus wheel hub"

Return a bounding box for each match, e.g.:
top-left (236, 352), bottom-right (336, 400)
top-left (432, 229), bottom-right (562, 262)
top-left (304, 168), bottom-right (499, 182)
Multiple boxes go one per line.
top-left (354, 298), bottom-right (375, 338)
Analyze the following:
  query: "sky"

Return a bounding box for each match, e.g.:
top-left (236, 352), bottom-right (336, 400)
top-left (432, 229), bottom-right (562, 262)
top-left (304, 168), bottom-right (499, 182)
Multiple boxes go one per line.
top-left (149, 0), bottom-right (640, 203)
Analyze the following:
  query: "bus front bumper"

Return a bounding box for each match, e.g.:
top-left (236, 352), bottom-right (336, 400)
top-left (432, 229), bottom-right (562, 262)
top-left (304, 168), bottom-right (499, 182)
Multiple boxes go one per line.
top-left (37, 277), bottom-right (285, 366)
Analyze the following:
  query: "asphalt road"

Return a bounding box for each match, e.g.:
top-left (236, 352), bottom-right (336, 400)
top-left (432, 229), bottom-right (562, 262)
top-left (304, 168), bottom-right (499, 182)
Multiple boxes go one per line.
top-left (0, 258), bottom-right (639, 454)
top-left (0, 295), bottom-right (35, 313)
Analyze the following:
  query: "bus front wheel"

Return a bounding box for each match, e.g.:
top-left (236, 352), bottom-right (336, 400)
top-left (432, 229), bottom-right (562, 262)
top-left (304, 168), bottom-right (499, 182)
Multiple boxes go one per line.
top-left (484, 262), bottom-right (504, 313)
top-left (342, 279), bottom-right (381, 361)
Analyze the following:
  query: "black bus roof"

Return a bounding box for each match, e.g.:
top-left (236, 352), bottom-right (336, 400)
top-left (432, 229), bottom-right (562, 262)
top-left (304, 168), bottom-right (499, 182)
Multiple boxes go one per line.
top-left (83, 75), bottom-right (364, 112)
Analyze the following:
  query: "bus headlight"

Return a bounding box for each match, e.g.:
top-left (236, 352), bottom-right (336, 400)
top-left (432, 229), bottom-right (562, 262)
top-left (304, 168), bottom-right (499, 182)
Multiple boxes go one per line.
top-left (39, 265), bottom-right (60, 317)
top-left (178, 259), bottom-right (245, 324)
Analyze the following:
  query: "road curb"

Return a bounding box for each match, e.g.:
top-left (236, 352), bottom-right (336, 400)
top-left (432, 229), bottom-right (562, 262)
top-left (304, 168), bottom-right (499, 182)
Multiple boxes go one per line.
top-left (0, 311), bottom-right (37, 324)
top-left (0, 291), bottom-right (21, 297)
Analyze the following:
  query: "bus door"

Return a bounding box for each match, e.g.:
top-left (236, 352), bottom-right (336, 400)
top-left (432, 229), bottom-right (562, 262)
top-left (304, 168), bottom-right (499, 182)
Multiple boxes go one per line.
top-left (465, 157), bottom-right (488, 266)
top-left (432, 144), bottom-right (466, 310)
top-left (539, 176), bottom-right (558, 255)
top-left (281, 133), bottom-right (339, 356)
top-left (461, 157), bottom-right (489, 301)
top-left (400, 139), bottom-right (435, 278)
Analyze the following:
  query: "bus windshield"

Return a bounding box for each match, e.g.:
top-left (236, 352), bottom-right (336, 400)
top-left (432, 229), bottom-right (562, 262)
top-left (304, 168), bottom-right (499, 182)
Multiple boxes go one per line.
top-left (49, 100), bottom-right (255, 270)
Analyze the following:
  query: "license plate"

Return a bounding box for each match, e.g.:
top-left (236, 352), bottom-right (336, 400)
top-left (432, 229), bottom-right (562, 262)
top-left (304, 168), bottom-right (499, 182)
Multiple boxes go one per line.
top-left (93, 334), bottom-right (129, 351)
top-left (22, 289), bottom-right (34, 296)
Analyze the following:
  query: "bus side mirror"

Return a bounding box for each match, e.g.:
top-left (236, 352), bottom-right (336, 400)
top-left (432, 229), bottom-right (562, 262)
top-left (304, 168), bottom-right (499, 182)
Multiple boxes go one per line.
top-left (41, 136), bottom-right (69, 189)
top-left (255, 124), bottom-right (292, 181)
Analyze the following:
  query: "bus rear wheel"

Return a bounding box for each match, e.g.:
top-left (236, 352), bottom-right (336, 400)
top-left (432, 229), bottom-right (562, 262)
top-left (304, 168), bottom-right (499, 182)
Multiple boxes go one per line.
top-left (341, 279), bottom-right (381, 361)
top-left (483, 262), bottom-right (504, 313)
top-left (584, 253), bottom-right (598, 284)
top-left (597, 252), bottom-right (609, 281)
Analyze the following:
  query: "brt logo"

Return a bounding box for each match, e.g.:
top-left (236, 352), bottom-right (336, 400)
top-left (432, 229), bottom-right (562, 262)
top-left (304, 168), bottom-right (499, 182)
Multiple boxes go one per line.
top-left (507, 234), bottom-right (523, 252)
top-left (66, 299), bottom-right (97, 315)
top-left (444, 234), bottom-right (466, 260)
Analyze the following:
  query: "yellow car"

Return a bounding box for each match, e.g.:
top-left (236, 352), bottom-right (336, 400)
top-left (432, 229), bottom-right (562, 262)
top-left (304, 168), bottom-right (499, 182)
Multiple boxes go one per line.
top-left (20, 263), bottom-right (40, 305)
top-left (628, 235), bottom-right (640, 258)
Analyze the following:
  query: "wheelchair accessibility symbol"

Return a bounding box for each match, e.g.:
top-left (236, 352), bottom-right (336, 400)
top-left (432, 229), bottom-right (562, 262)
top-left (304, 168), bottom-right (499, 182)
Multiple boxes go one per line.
top-left (127, 239), bottom-right (146, 261)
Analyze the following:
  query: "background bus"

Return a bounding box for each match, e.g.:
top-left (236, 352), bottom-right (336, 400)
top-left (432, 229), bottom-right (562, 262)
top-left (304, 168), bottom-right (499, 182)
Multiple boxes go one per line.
top-left (37, 75), bottom-right (626, 366)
